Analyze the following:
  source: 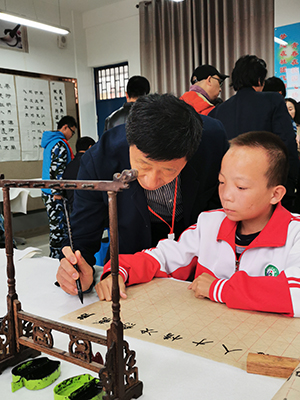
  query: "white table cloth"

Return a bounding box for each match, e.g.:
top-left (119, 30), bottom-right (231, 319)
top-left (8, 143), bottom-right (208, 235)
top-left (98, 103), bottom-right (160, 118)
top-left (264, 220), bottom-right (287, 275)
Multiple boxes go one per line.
top-left (0, 251), bottom-right (285, 399)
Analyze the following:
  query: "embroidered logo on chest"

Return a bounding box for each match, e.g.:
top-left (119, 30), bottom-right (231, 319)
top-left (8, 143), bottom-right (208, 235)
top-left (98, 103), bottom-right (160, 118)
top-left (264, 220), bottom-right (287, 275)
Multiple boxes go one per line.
top-left (265, 264), bottom-right (279, 277)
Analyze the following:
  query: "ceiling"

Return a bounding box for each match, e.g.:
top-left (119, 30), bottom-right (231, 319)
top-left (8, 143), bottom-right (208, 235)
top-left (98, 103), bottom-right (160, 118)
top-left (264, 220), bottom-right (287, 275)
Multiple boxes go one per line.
top-left (55, 0), bottom-right (127, 13)
top-left (2, 1), bottom-right (138, 16)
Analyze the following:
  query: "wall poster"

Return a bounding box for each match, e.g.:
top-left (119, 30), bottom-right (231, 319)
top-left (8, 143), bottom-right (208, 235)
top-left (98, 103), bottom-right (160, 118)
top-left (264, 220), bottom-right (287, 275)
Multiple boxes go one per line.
top-left (0, 74), bottom-right (21, 161)
top-left (0, 22), bottom-right (28, 52)
top-left (15, 76), bottom-right (52, 161)
top-left (50, 81), bottom-right (66, 128)
top-left (275, 22), bottom-right (300, 101)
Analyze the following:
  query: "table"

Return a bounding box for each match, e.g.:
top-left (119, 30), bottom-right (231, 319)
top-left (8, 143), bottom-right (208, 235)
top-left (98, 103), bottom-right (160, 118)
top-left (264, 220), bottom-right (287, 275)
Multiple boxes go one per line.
top-left (0, 187), bottom-right (41, 214)
top-left (0, 252), bottom-right (285, 399)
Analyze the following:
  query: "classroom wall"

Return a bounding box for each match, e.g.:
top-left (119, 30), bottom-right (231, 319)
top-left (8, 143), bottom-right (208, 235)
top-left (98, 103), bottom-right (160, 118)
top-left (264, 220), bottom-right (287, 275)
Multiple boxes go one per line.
top-left (0, 0), bottom-right (98, 141)
top-left (82, 0), bottom-right (140, 74)
top-left (0, 0), bottom-right (299, 146)
top-left (81, 0), bottom-right (300, 99)
top-left (275, 0), bottom-right (300, 27)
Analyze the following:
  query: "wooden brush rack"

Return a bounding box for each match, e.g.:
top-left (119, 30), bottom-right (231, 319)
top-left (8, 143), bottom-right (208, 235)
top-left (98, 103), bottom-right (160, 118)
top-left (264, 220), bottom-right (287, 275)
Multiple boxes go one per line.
top-left (0, 170), bottom-right (143, 400)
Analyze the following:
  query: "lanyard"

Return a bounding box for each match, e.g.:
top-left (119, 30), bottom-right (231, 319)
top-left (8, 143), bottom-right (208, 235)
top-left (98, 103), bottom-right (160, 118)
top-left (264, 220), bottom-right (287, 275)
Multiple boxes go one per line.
top-left (147, 176), bottom-right (178, 240)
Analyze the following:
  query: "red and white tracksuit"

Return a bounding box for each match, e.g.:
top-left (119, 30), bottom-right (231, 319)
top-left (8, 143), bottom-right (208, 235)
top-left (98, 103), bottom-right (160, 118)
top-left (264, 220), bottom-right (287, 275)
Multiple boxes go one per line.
top-left (102, 203), bottom-right (300, 317)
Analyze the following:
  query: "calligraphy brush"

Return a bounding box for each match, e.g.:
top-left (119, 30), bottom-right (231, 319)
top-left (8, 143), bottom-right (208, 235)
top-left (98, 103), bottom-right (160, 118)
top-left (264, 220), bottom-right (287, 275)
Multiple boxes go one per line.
top-left (63, 198), bottom-right (83, 304)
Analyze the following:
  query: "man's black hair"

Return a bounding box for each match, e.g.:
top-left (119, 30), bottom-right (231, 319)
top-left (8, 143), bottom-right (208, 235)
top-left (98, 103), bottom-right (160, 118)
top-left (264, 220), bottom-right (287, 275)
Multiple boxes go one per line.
top-left (57, 115), bottom-right (77, 130)
top-left (76, 136), bottom-right (95, 153)
top-left (126, 93), bottom-right (203, 161)
top-left (231, 55), bottom-right (267, 91)
top-left (126, 76), bottom-right (150, 99)
top-left (263, 76), bottom-right (286, 98)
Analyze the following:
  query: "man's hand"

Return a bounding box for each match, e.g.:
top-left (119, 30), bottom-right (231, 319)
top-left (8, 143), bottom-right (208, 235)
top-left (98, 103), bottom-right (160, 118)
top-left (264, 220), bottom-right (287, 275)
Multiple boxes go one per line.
top-left (95, 274), bottom-right (127, 301)
top-left (188, 273), bottom-right (216, 299)
top-left (53, 194), bottom-right (62, 201)
top-left (56, 246), bottom-right (94, 295)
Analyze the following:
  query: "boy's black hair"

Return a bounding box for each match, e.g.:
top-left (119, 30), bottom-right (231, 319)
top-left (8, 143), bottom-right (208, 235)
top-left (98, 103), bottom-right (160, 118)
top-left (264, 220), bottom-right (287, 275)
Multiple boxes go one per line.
top-left (231, 55), bottom-right (267, 91)
top-left (75, 136), bottom-right (95, 153)
top-left (57, 115), bottom-right (77, 130)
top-left (230, 131), bottom-right (289, 188)
top-left (263, 76), bottom-right (286, 98)
top-left (126, 93), bottom-right (203, 161)
top-left (126, 76), bottom-right (150, 99)
top-left (285, 97), bottom-right (300, 124)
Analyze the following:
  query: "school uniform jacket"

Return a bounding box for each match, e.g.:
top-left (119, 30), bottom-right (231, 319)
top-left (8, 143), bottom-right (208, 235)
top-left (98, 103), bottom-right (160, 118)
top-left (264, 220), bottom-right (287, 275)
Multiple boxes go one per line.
top-left (103, 203), bottom-right (300, 317)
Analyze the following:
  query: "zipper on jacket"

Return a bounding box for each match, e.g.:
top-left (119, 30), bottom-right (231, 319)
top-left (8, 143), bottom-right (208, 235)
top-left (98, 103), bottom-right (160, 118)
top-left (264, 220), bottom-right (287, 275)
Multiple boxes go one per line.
top-left (235, 258), bottom-right (240, 272)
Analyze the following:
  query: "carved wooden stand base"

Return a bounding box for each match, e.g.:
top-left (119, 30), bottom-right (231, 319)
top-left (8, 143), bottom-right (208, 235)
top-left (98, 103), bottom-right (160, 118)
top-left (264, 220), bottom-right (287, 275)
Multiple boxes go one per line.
top-left (0, 173), bottom-right (143, 399)
top-left (0, 345), bottom-right (41, 375)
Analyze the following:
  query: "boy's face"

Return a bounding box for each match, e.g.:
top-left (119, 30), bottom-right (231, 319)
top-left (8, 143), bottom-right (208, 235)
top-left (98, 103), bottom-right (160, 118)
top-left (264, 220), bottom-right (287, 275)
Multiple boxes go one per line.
top-left (218, 146), bottom-right (278, 234)
top-left (61, 124), bottom-right (76, 141)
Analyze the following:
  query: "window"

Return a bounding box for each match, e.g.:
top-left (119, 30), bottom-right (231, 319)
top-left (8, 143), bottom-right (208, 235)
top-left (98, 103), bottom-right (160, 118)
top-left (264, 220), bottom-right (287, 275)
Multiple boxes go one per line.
top-left (94, 62), bottom-right (129, 101)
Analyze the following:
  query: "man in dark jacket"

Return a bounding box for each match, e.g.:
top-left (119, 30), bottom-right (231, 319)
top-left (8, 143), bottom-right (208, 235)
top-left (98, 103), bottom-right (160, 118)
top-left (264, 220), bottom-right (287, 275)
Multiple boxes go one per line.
top-left (57, 94), bottom-right (228, 296)
top-left (209, 55), bottom-right (299, 210)
top-left (103, 75), bottom-right (150, 132)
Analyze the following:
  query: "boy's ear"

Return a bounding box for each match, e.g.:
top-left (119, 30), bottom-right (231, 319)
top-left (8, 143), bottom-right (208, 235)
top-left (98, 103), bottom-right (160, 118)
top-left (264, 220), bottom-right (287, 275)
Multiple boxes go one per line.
top-left (60, 124), bottom-right (68, 133)
top-left (270, 185), bottom-right (286, 205)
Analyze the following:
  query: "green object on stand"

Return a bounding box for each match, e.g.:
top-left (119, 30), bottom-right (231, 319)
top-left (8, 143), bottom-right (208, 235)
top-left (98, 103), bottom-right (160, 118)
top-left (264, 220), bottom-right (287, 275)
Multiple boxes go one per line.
top-left (54, 373), bottom-right (104, 400)
top-left (11, 357), bottom-right (61, 392)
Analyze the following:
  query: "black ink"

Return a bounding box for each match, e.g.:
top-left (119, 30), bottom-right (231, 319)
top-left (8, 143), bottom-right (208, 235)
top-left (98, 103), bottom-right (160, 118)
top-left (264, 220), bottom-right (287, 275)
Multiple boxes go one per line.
top-left (77, 312), bottom-right (95, 320)
top-left (140, 328), bottom-right (158, 336)
top-left (163, 332), bottom-right (183, 341)
top-left (123, 322), bottom-right (136, 330)
top-left (93, 317), bottom-right (111, 325)
top-left (192, 338), bottom-right (214, 346)
top-left (222, 344), bottom-right (242, 355)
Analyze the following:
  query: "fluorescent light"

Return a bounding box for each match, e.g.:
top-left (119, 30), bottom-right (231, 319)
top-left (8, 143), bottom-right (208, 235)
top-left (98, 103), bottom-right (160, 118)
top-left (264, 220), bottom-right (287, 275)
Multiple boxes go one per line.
top-left (0, 12), bottom-right (69, 35)
top-left (274, 36), bottom-right (287, 46)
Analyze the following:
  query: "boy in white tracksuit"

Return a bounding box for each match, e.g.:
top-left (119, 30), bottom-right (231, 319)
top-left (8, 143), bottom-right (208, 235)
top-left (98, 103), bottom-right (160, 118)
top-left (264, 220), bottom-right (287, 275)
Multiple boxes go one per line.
top-left (98, 131), bottom-right (300, 317)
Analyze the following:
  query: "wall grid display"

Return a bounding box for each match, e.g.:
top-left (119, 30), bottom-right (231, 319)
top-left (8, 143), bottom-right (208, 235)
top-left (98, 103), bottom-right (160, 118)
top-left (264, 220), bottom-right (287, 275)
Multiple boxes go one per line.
top-left (1, 73), bottom-right (67, 162)
top-left (0, 68), bottom-right (78, 182)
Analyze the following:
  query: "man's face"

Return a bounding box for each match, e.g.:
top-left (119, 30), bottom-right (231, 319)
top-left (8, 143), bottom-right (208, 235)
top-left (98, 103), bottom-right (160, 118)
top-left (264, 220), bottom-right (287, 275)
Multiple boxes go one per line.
top-left (218, 146), bottom-right (277, 233)
top-left (208, 75), bottom-right (222, 100)
top-left (129, 145), bottom-right (187, 191)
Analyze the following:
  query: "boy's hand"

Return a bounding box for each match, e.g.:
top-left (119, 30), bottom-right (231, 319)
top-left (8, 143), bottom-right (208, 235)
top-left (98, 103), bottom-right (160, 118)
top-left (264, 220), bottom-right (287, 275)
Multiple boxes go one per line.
top-left (56, 246), bottom-right (94, 295)
top-left (96, 274), bottom-right (127, 301)
top-left (188, 273), bottom-right (216, 299)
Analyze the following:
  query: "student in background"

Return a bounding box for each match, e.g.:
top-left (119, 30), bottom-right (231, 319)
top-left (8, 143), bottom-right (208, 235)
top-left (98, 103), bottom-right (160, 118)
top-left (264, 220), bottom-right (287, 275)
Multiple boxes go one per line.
top-left (62, 136), bottom-right (95, 212)
top-left (104, 75), bottom-right (150, 132)
top-left (285, 97), bottom-right (300, 138)
top-left (98, 131), bottom-right (300, 318)
top-left (285, 98), bottom-right (300, 214)
top-left (41, 115), bottom-right (77, 258)
top-left (180, 64), bottom-right (229, 115)
top-left (209, 55), bottom-right (299, 211)
top-left (263, 76), bottom-right (286, 98)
